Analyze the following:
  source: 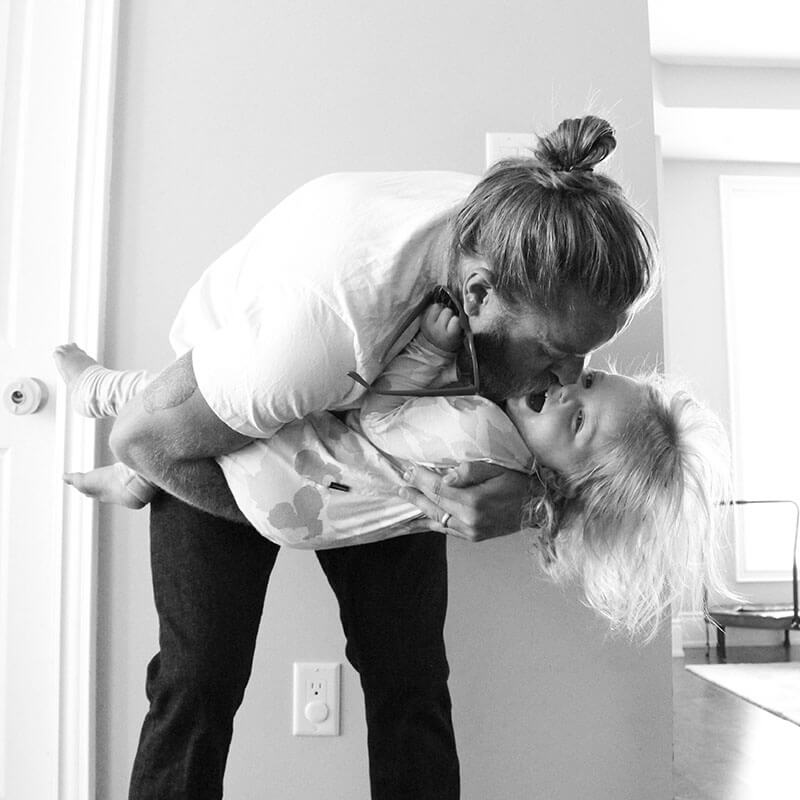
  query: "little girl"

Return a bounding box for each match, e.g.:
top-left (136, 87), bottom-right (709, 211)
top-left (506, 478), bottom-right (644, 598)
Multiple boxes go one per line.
top-left (55, 298), bottom-right (731, 641)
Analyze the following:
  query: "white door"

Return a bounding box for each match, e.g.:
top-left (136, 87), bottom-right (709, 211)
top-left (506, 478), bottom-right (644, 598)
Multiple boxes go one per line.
top-left (0, 2), bottom-right (116, 798)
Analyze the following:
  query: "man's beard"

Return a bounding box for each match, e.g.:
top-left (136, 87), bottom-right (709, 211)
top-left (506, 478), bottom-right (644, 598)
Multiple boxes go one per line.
top-left (456, 320), bottom-right (532, 403)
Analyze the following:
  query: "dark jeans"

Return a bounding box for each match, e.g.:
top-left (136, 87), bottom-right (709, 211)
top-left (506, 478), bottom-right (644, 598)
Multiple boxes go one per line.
top-left (128, 493), bottom-right (460, 799)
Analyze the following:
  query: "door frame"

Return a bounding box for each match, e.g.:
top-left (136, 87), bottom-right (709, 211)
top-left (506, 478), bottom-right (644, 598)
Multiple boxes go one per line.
top-left (58, 4), bottom-right (119, 797)
top-left (1, 2), bottom-right (119, 797)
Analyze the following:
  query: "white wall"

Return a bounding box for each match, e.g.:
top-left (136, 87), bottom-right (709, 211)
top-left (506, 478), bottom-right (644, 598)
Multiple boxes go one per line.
top-left (661, 158), bottom-right (800, 434)
top-left (98, 2), bottom-right (670, 798)
top-left (661, 157), bottom-right (800, 647)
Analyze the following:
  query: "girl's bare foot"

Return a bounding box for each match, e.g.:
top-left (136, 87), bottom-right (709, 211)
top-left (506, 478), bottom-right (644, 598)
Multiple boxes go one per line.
top-left (54, 343), bottom-right (103, 417)
top-left (54, 342), bottom-right (98, 385)
top-left (63, 463), bottom-right (153, 509)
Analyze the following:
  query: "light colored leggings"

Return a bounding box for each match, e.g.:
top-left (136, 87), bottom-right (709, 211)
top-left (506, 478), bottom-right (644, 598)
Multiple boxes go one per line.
top-left (72, 364), bottom-right (157, 503)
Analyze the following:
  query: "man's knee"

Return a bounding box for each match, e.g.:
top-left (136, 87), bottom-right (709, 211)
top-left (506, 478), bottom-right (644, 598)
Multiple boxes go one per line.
top-left (347, 639), bottom-right (450, 687)
top-left (146, 650), bottom-right (252, 716)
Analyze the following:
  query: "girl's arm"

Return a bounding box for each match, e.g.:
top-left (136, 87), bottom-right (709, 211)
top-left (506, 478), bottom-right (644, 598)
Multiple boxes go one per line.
top-left (360, 329), bottom-right (467, 464)
top-left (361, 331), bottom-right (457, 419)
top-left (362, 304), bottom-right (534, 541)
top-left (361, 302), bottom-right (461, 423)
top-left (360, 301), bottom-right (462, 424)
top-left (360, 307), bottom-right (532, 472)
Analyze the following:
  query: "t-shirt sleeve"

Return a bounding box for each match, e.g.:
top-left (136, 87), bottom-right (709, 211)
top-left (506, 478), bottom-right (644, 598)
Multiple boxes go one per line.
top-left (192, 285), bottom-right (358, 438)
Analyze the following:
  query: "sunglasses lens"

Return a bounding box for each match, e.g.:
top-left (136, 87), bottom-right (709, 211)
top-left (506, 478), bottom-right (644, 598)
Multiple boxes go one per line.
top-left (433, 286), bottom-right (459, 314)
top-left (433, 287), bottom-right (479, 395)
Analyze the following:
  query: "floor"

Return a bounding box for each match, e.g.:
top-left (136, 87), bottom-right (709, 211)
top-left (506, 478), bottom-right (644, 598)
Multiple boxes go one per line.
top-left (674, 643), bottom-right (800, 800)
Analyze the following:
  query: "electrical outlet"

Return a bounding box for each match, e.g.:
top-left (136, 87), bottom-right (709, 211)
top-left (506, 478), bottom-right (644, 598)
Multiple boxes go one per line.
top-left (485, 132), bottom-right (537, 169)
top-left (292, 662), bottom-right (340, 736)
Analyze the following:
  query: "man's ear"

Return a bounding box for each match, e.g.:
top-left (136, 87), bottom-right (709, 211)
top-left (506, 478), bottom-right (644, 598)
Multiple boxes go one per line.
top-left (461, 268), bottom-right (496, 317)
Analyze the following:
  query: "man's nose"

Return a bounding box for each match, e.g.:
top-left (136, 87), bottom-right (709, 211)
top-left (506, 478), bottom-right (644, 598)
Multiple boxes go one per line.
top-left (552, 355), bottom-right (586, 386)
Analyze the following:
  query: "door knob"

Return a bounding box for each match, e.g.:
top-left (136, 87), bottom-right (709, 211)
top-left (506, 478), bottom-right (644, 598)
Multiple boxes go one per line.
top-left (3, 377), bottom-right (48, 415)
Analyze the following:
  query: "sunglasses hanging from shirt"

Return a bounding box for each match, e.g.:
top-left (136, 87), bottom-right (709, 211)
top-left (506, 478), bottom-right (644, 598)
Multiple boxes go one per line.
top-left (347, 285), bottom-right (480, 397)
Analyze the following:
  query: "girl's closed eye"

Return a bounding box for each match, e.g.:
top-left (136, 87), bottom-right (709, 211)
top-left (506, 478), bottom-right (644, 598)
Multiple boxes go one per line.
top-left (583, 372), bottom-right (595, 389)
top-left (574, 409), bottom-right (585, 432)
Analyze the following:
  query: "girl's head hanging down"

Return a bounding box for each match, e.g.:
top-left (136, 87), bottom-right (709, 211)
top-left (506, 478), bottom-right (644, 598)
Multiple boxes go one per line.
top-left (446, 115), bottom-right (731, 641)
top-left (506, 369), bottom-right (732, 643)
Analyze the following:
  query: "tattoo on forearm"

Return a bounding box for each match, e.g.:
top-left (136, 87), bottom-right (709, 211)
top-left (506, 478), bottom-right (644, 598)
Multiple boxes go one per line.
top-left (162, 457), bottom-right (249, 524)
top-left (143, 352), bottom-right (197, 414)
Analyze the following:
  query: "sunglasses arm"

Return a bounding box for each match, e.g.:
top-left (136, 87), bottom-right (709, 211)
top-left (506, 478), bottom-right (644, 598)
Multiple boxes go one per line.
top-left (346, 285), bottom-right (480, 398)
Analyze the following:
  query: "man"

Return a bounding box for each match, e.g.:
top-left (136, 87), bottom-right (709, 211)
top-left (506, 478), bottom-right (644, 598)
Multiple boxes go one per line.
top-left (112, 117), bottom-right (656, 799)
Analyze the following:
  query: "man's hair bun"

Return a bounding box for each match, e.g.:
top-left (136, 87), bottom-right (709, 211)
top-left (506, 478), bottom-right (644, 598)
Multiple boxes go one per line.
top-left (534, 116), bottom-right (616, 174)
top-left (453, 112), bottom-right (656, 318)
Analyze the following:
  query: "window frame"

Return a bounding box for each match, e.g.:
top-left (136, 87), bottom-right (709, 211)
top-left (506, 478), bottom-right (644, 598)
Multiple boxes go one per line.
top-left (720, 174), bottom-right (800, 583)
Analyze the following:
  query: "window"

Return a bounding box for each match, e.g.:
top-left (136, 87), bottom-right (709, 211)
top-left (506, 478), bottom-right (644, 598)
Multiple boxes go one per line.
top-left (721, 176), bottom-right (800, 581)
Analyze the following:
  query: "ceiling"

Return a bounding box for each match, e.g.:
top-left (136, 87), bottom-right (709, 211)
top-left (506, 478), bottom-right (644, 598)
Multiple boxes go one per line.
top-left (648, 0), bottom-right (800, 162)
top-left (649, 0), bottom-right (800, 67)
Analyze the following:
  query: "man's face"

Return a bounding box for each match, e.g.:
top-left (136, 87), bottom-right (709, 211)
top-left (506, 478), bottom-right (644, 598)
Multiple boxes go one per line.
top-left (457, 262), bottom-right (626, 402)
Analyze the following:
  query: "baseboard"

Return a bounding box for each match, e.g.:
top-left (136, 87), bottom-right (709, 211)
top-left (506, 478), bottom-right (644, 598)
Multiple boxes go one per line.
top-left (677, 612), bottom-right (711, 651)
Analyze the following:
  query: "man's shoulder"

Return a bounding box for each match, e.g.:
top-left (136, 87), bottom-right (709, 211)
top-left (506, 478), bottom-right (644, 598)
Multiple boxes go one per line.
top-left (292, 170), bottom-right (480, 205)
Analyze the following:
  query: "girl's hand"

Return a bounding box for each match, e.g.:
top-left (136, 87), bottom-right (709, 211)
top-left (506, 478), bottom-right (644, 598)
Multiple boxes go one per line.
top-left (420, 303), bottom-right (462, 352)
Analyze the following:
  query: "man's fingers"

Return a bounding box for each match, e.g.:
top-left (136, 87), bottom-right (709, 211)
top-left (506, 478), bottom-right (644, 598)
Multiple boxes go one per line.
top-left (400, 464), bottom-right (475, 539)
top-left (401, 462), bottom-right (530, 542)
top-left (398, 485), bottom-right (469, 539)
top-left (401, 464), bottom-right (480, 532)
top-left (400, 464), bottom-right (456, 520)
top-left (403, 464), bottom-right (450, 504)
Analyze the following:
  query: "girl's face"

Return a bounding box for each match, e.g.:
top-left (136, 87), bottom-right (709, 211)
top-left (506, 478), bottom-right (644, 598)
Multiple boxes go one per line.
top-left (505, 370), bottom-right (644, 474)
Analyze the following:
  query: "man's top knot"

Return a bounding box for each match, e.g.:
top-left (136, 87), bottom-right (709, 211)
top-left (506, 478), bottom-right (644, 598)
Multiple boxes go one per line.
top-left (534, 116), bottom-right (616, 174)
top-left (453, 112), bottom-right (657, 316)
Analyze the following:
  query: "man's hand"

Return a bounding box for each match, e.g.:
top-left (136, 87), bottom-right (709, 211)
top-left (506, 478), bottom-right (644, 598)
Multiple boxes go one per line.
top-left (398, 461), bottom-right (532, 542)
top-left (420, 302), bottom-right (462, 352)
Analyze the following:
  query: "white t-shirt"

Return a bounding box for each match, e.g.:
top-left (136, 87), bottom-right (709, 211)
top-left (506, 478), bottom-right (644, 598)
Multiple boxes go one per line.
top-left (169, 171), bottom-right (480, 437)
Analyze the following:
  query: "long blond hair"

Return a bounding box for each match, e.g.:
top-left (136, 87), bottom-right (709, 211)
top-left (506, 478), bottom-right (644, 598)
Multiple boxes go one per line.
top-left (523, 372), bottom-right (733, 642)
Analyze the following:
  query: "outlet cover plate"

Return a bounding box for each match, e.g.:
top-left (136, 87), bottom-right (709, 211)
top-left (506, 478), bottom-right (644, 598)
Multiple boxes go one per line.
top-left (292, 662), bottom-right (340, 736)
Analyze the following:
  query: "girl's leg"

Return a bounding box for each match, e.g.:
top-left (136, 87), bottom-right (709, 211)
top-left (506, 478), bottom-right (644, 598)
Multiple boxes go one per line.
top-left (53, 342), bottom-right (155, 418)
top-left (54, 343), bottom-right (158, 507)
top-left (64, 463), bottom-right (158, 509)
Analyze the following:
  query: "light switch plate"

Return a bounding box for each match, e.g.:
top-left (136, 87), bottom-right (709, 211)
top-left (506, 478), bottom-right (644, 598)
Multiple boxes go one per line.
top-left (485, 132), bottom-right (537, 169)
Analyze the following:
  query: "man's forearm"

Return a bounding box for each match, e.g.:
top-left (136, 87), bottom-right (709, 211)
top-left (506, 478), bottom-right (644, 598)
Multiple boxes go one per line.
top-left (108, 352), bottom-right (254, 524)
top-left (143, 455), bottom-right (249, 524)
